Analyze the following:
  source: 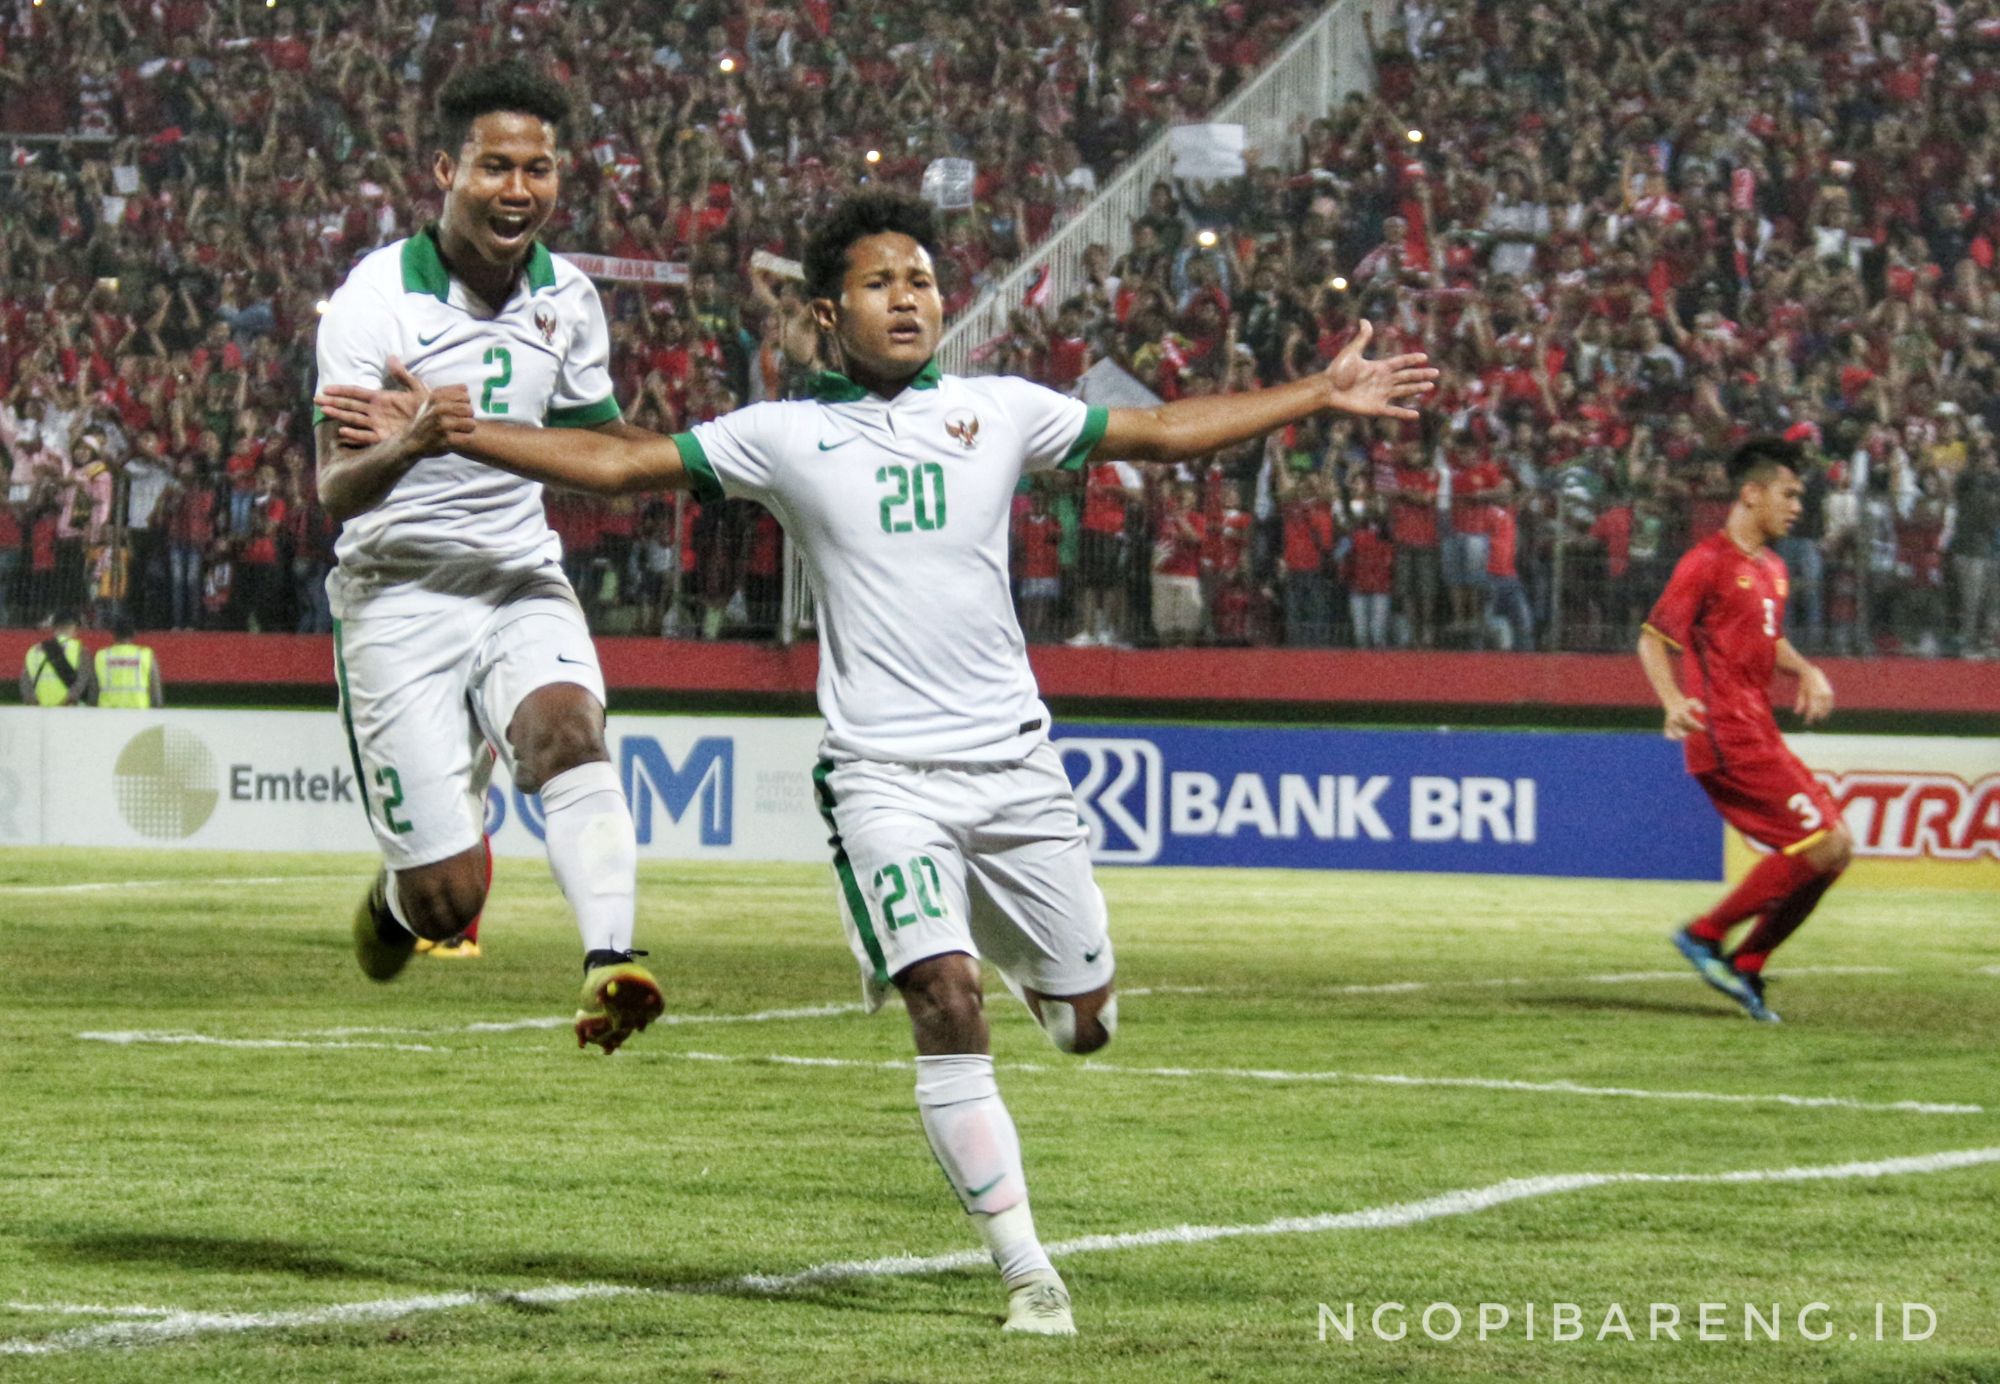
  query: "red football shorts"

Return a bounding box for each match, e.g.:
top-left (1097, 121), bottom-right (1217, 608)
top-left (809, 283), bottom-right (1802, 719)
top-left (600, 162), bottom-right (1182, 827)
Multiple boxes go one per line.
top-left (1695, 748), bottom-right (1841, 854)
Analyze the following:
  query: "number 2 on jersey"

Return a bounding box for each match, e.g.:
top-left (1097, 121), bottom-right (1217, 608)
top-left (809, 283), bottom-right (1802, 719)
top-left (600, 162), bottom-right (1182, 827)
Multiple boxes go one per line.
top-left (481, 346), bottom-right (512, 415)
top-left (876, 463), bottom-right (947, 534)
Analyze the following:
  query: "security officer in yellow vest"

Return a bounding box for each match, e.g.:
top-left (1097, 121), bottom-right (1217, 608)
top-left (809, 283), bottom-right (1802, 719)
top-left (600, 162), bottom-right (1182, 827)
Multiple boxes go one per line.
top-left (91, 616), bottom-right (164, 709)
top-left (20, 610), bottom-right (95, 706)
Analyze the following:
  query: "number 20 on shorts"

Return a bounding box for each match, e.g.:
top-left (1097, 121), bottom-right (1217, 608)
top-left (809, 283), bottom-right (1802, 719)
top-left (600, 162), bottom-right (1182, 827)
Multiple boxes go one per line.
top-left (872, 855), bottom-right (946, 930)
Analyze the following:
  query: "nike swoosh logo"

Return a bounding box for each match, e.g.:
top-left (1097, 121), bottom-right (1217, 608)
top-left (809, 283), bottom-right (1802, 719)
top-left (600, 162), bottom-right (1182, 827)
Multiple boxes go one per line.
top-left (555, 653), bottom-right (590, 667)
top-left (1083, 947), bottom-right (1104, 964)
top-left (965, 1174), bottom-right (1005, 1200)
top-left (817, 437), bottom-right (856, 452)
top-left (417, 328), bottom-right (450, 347)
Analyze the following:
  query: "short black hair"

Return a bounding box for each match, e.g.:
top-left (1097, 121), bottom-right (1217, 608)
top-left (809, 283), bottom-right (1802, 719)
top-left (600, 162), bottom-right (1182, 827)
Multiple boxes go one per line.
top-left (1726, 436), bottom-right (1803, 486)
top-left (113, 616), bottom-right (136, 642)
top-left (52, 609), bottom-right (79, 628)
top-left (803, 192), bottom-right (940, 301)
top-left (435, 60), bottom-right (570, 156)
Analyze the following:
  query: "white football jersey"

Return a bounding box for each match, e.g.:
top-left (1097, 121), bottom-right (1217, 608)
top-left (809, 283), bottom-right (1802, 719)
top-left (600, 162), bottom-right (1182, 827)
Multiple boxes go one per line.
top-left (315, 227), bottom-right (619, 612)
top-left (677, 365), bottom-right (1107, 763)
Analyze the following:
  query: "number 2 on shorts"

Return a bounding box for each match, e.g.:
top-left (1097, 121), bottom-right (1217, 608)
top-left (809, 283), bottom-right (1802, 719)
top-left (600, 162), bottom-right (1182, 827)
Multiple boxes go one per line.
top-left (375, 766), bottom-right (414, 835)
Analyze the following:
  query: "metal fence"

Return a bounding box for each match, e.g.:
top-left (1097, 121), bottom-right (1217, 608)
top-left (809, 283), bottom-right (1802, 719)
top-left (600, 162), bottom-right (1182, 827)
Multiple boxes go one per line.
top-left (933, 0), bottom-right (1391, 376)
top-left (782, 0), bottom-right (1393, 641)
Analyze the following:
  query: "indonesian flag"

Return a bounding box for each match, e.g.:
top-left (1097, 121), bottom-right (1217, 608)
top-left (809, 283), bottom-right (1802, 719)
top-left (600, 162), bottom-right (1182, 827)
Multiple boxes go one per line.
top-left (1024, 264), bottom-right (1052, 309)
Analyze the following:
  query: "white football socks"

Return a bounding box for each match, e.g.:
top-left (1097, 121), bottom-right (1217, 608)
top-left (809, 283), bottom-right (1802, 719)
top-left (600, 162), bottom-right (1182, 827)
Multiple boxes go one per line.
top-left (539, 760), bottom-right (637, 956)
top-left (915, 1053), bottom-right (1054, 1287)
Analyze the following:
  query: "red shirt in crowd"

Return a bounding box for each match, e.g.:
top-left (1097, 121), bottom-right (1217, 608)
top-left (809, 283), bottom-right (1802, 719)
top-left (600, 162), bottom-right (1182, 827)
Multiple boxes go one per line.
top-left (1389, 466), bottom-right (1439, 548)
top-left (1153, 506), bottom-right (1205, 577)
top-left (1281, 499), bottom-right (1335, 574)
top-left (1486, 507), bottom-right (1520, 581)
top-left (1082, 462), bottom-right (1135, 534)
top-left (242, 495), bottom-right (286, 565)
top-left (1345, 528), bottom-right (1395, 595)
top-left (166, 483), bottom-right (215, 547)
top-left (1014, 510), bottom-right (1061, 581)
top-left (1590, 503), bottom-right (1633, 579)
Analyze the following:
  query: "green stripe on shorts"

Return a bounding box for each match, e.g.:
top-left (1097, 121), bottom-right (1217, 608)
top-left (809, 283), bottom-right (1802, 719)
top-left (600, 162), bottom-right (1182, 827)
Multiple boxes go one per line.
top-left (813, 759), bottom-right (888, 985)
top-left (331, 618), bottom-right (374, 822)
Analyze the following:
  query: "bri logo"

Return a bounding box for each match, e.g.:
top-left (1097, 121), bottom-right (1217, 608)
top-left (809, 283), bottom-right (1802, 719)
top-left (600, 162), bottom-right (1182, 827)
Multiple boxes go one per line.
top-left (1057, 738), bottom-right (1164, 864)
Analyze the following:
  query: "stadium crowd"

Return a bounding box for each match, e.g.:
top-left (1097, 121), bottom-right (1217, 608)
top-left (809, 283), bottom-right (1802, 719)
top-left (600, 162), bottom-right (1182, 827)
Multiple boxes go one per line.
top-left (2, 0), bottom-right (1998, 658)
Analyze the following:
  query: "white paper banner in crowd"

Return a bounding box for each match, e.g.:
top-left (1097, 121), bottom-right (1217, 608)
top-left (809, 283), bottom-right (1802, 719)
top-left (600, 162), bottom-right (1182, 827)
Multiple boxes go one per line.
top-left (921, 157), bottom-right (977, 211)
top-left (1169, 123), bottom-right (1247, 181)
top-left (749, 249), bottom-right (804, 281)
top-left (111, 164), bottom-right (140, 194)
top-left (1078, 359), bottom-right (1164, 410)
top-left (565, 253), bottom-right (691, 287)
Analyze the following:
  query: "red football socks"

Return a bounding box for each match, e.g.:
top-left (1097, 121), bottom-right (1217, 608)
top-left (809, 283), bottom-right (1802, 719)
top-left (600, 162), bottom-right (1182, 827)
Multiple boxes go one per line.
top-left (1731, 868), bottom-right (1842, 974)
top-left (1687, 850), bottom-right (1821, 944)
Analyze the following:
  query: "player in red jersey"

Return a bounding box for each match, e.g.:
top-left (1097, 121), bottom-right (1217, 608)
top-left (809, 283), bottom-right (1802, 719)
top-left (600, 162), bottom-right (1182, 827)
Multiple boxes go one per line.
top-left (1639, 437), bottom-right (1852, 1023)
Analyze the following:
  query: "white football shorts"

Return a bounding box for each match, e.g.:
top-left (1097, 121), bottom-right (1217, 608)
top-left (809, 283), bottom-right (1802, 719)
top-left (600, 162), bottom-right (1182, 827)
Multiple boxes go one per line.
top-left (812, 741), bottom-right (1115, 1007)
top-left (332, 566), bottom-right (606, 869)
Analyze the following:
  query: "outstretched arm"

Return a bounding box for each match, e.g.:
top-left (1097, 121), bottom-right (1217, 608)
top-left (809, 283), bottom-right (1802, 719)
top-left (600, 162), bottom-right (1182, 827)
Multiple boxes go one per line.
top-left (315, 360), bottom-right (694, 497)
top-left (1099, 320), bottom-right (1435, 463)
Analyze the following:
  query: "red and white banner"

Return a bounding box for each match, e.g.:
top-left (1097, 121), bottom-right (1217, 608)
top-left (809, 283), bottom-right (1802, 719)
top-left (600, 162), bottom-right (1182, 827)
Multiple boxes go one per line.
top-left (565, 253), bottom-right (690, 287)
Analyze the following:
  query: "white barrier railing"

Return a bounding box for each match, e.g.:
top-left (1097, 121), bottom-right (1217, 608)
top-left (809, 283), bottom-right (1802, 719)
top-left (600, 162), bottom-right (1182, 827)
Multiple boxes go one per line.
top-left (934, 0), bottom-right (1391, 375)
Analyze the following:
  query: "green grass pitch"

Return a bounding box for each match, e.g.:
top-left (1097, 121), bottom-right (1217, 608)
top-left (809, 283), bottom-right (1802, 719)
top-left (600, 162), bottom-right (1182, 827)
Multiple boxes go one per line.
top-left (0, 848), bottom-right (1995, 1382)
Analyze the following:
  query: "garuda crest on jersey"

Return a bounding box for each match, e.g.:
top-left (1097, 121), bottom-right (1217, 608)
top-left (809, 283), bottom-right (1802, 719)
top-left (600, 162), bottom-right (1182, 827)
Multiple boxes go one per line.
top-left (533, 305), bottom-right (557, 345)
top-left (944, 409), bottom-right (980, 450)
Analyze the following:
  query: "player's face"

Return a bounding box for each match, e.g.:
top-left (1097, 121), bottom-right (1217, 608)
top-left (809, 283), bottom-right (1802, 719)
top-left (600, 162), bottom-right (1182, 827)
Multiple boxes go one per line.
top-left (817, 233), bottom-right (943, 383)
top-left (1748, 467), bottom-right (1805, 540)
top-left (435, 111), bottom-right (560, 269)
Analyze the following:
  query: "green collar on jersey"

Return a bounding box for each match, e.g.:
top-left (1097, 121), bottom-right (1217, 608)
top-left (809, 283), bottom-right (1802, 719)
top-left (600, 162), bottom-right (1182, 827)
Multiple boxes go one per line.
top-left (808, 358), bottom-right (942, 403)
top-left (402, 224), bottom-right (556, 301)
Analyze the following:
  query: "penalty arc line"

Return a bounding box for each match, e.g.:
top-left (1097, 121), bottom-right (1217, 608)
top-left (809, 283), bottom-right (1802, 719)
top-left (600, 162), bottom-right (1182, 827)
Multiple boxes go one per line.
top-left (5, 1145), bottom-right (1997, 1356)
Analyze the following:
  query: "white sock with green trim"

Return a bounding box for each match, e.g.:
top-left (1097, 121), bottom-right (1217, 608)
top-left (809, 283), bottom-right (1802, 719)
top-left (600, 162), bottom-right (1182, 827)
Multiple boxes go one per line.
top-left (916, 1054), bottom-right (1052, 1286)
top-left (539, 760), bottom-right (636, 956)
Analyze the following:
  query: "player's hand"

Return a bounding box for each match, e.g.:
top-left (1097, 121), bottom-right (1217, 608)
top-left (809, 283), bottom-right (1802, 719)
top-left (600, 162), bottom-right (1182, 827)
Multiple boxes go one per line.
top-left (1663, 695), bottom-right (1706, 742)
top-left (1794, 666), bottom-right (1834, 725)
top-left (1322, 320), bottom-right (1438, 421)
top-left (314, 358), bottom-right (474, 456)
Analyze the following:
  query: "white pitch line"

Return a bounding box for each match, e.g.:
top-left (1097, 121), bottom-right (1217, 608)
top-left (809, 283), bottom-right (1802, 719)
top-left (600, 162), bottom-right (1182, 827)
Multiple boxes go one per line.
top-left (7, 1145), bottom-right (1997, 1356)
top-left (1980, 965), bottom-right (2000, 977)
top-left (655, 1050), bottom-right (1979, 1115)
top-left (3, 1302), bottom-right (180, 1318)
top-left (78, 1032), bottom-right (446, 1054)
top-left (305, 1002), bottom-right (870, 1039)
top-left (0, 876), bottom-right (353, 896)
top-left (1330, 965), bottom-right (1899, 996)
top-left (1078, 1061), bottom-right (1984, 1115)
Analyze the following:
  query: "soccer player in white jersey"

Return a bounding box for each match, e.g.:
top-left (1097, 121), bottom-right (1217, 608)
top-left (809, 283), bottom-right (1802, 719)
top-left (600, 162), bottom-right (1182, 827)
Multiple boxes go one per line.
top-left (318, 192), bottom-right (1434, 1329)
top-left (312, 62), bottom-right (662, 1052)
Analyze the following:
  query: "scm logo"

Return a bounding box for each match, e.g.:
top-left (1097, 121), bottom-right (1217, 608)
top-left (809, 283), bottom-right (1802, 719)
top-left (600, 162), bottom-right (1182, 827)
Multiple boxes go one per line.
top-left (484, 736), bottom-right (735, 846)
top-left (622, 735), bottom-right (733, 847)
